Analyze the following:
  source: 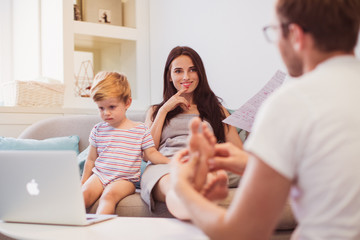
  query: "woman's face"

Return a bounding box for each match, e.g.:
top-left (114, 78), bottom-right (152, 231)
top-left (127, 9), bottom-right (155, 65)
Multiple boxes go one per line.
top-left (169, 55), bottom-right (199, 94)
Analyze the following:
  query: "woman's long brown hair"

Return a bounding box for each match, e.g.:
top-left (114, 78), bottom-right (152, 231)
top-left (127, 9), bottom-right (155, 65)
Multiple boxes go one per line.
top-left (151, 46), bottom-right (227, 143)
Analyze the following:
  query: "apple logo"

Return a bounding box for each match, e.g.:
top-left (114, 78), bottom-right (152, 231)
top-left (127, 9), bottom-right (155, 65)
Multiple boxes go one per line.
top-left (26, 179), bottom-right (40, 196)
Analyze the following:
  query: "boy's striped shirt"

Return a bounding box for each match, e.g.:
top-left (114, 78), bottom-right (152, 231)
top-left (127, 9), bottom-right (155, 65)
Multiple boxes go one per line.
top-left (89, 122), bottom-right (154, 185)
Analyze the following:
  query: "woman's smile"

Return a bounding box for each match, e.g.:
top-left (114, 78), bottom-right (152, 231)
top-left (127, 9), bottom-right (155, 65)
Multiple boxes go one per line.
top-left (181, 81), bottom-right (193, 88)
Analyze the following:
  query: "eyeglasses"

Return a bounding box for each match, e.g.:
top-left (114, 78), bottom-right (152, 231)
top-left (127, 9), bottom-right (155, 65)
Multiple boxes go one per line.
top-left (262, 25), bottom-right (282, 43)
top-left (263, 23), bottom-right (308, 43)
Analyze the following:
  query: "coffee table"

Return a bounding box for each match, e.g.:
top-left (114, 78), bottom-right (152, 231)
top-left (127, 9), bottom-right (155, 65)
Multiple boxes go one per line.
top-left (0, 217), bottom-right (209, 240)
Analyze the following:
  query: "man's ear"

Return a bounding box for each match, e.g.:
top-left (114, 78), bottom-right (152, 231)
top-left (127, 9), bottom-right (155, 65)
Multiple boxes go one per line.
top-left (288, 23), bottom-right (305, 52)
top-left (125, 97), bottom-right (132, 110)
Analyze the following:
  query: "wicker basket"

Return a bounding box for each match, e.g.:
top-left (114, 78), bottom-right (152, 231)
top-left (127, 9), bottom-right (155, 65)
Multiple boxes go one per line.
top-left (1, 81), bottom-right (65, 107)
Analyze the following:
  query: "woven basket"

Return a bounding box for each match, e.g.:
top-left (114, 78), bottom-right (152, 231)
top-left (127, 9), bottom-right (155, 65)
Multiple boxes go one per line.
top-left (1, 81), bottom-right (65, 107)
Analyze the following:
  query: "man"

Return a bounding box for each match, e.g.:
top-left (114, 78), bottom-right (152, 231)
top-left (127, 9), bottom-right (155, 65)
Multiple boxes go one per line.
top-left (170, 0), bottom-right (360, 239)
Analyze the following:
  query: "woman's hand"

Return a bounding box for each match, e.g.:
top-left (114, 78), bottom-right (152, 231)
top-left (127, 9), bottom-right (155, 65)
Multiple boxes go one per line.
top-left (208, 142), bottom-right (248, 175)
top-left (161, 88), bottom-right (190, 113)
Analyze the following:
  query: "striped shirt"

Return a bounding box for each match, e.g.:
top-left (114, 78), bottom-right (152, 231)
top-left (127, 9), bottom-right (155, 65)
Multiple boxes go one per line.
top-left (89, 122), bottom-right (154, 185)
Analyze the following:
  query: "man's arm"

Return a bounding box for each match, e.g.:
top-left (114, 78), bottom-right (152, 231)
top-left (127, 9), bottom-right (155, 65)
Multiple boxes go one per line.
top-left (173, 153), bottom-right (291, 240)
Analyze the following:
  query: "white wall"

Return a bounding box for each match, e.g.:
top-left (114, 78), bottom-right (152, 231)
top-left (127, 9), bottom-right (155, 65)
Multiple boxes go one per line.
top-left (149, 0), bottom-right (360, 109)
top-left (13, 0), bottom-right (41, 81)
top-left (0, 0), bottom-right (12, 85)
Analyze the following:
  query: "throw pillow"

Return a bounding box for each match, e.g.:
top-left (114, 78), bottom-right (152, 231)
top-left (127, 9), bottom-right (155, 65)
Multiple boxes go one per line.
top-left (0, 135), bottom-right (80, 154)
top-left (77, 145), bottom-right (90, 175)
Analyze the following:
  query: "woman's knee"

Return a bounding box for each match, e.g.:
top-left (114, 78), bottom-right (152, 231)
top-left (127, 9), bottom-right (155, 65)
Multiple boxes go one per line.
top-left (153, 174), bottom-right (170, 202)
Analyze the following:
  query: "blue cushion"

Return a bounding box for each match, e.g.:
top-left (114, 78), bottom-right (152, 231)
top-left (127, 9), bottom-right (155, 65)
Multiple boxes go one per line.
top-left (0, 136), bottom-right (80, 154)
top-left (135, 160), bottom-right (147, 189)
top-left (77, 145), bottom-right (90, 175)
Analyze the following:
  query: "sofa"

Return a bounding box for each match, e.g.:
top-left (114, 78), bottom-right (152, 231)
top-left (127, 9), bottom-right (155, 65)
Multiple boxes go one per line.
top-left (17, 112), bottom-right (297, 239)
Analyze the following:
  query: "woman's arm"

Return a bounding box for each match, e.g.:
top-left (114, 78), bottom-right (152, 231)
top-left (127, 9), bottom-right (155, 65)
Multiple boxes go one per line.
top-left (222, 106), bottom-right (243, 149)
top-left (145, 106), bottom-right (167, 149)
top-left (145, 88), bottom-right (189, 149)
top-left (143, 147), bottom-right (170, 164)
top-left (81, 145), bottom-right (97, 185)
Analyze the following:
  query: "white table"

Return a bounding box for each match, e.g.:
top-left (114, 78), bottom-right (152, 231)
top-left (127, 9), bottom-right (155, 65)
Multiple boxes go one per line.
top-left (0, 217), bottom-right (209, 240)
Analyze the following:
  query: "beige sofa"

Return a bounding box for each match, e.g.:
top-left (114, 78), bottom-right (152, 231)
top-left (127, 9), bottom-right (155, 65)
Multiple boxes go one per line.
top-left (18, 112), bottom-right (297, 239)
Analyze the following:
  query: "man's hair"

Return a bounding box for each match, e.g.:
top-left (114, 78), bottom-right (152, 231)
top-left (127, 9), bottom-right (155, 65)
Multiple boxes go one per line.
top-left (90, 71), bottom-right (131, 103)
top-left (276, 0), bottom-right (360, 52)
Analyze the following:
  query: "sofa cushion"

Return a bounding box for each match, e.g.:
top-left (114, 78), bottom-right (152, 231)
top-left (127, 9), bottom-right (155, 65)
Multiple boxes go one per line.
top-left (88, 188), bottom-right (296, 232)
top-left (87, 191), bottom-right (173, 218)
top-left (0, 135), bottom-right (80, 154)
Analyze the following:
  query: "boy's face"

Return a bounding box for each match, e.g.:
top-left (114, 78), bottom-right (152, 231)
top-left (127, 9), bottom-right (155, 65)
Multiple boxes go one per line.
top-left (95, 97), bottom-right (130, 128)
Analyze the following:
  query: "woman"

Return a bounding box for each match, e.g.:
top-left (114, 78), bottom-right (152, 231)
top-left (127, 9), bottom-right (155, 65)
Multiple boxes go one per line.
top-left (140, 46), bottom-right (242, 219)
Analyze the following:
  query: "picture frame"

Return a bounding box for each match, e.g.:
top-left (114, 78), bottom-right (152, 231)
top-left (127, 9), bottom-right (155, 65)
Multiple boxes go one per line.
top-left (73, 4), bottom-right (81, 21)
top-left (81, 0), bottom-right (122, 26)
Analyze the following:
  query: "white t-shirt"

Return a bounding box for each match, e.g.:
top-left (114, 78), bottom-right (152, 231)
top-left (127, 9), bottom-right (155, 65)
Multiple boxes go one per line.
top-left (245, 56), bottom-right (360, 239)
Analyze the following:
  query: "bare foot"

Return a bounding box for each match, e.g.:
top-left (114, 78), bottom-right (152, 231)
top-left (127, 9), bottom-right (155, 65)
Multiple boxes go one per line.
top-left (188, 117), bottom-right (216, 191)
top-left (202, 170), bottom-right (229, 201)
top-left (188, 117), bottom-right (217, 155)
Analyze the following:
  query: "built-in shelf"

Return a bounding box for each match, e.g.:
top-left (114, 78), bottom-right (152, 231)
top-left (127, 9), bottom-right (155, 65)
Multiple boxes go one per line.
top-left (40, 0), bottom-right (149, 110)
top-left (0, 0), bottom-right (149, 138)
top-left (73, 21), bottom-right (138, 41)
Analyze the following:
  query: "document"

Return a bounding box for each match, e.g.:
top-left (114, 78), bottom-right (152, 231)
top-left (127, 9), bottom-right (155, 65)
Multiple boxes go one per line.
top-left (223, 70), bottom-right (286, 132)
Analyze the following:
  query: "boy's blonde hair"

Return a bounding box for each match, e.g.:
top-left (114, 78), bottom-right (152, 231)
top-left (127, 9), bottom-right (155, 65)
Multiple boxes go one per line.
top-left (90, 71), bottom-right (131, 103)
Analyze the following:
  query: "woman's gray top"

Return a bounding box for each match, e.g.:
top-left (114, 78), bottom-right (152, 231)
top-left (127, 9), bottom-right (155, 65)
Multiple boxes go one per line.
top-left (158, 114), bottom-right (212, 158)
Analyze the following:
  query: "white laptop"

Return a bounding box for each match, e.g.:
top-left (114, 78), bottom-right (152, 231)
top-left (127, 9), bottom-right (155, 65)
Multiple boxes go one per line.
top-left (0, 150), bottom-right (116, 226)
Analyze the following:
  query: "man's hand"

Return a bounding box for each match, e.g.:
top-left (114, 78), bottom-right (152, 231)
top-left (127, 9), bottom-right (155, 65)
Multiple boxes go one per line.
top-left (209, 142), bottom-right (248, 175)
top-left (171, 149), bottom-right (201, 191)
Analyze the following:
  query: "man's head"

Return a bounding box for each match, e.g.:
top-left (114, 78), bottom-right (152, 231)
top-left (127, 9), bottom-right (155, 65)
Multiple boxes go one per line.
top-left (276, 0), bottom-right (359, 52)
top-left (274, 0), bottom-right (360, 76)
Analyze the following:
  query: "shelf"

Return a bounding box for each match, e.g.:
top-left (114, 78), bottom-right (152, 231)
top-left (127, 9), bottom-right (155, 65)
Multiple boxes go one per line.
top-left (73, 21), bottom-right (137, 41)
top-left (41, 0), bottom-right (150, 111)
top-left (74, 34), bottom-right (137, 99)
top-left (74, 34), bottom-right (135, 49)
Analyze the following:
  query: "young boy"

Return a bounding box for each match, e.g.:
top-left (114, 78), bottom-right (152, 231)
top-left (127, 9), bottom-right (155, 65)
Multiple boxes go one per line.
top-left (81, 71), bottom-right (170, 214)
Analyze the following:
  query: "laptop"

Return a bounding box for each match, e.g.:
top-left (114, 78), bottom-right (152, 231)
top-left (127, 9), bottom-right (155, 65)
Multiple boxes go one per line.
top-left (0, 150), bottom-right (116, 226)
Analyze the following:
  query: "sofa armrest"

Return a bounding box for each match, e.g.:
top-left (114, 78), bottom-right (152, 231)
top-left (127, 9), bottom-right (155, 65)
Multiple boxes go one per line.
top-left (18, 115), bottom-right (101, 152)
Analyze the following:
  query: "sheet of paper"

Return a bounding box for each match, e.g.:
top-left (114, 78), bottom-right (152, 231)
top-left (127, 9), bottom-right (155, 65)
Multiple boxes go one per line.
top-left (223, 70), bottom-right (286, 132)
